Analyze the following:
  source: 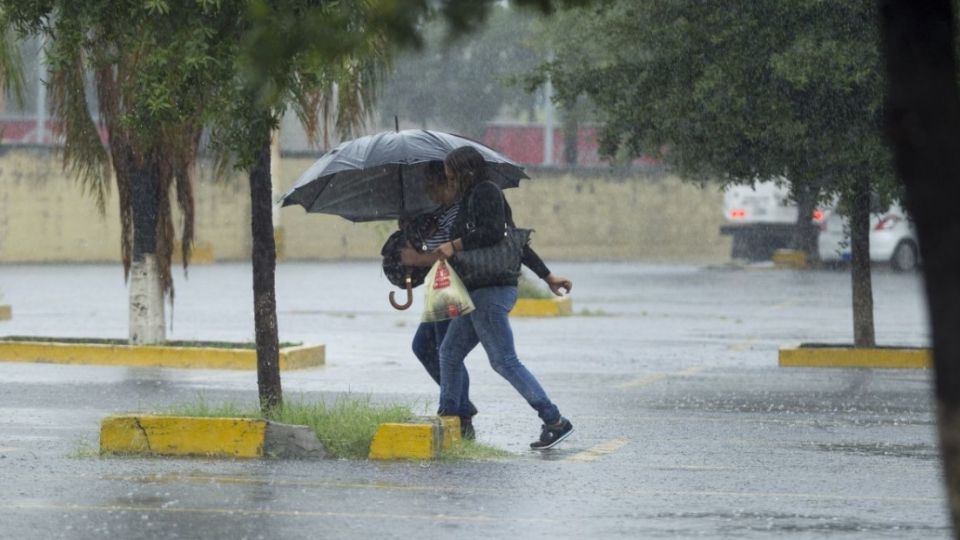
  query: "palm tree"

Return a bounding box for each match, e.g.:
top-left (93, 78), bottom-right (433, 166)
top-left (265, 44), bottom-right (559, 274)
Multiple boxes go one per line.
top-left (5, 1), bottom-right (242, 344)
top-left (0, 9), bottom-right (25, 119)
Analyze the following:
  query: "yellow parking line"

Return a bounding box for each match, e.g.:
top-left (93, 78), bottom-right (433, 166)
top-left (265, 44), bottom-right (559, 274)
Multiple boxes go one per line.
top-left (565, 438), bottom-right (629, 462)
top-left (616, 367), bottom-right (702, 389)
top-left (728, 338), bottom-right (756, 352)
top-left (769, 299), bottom-right (795, 310)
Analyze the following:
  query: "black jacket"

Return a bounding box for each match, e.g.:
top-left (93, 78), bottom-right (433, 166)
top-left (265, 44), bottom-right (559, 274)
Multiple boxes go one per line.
top-left (450, 180), bottom-right (551, 286)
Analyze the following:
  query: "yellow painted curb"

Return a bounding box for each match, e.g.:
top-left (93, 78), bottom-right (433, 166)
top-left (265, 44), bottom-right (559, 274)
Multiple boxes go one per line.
top-left (0, 341), bottom-right (325, 370)
top-left (100, 415), bottom-right (266, 458)
top-left (368, 416), bottom-right (461, 460)
top-left (510, 297), bottom-right (573, 317)
top-left (369, 423), bottom-right (437, 460)
top-left (438, 416), bottom-right (461, 450)
top-left (173, 241), bottom-right (215, 265)
top-left (773, 249), bottom-right (808, 269)
top-left (0, 305), bottom-right (10, 321)
top-left (779, 346), bottom-right (931, 369)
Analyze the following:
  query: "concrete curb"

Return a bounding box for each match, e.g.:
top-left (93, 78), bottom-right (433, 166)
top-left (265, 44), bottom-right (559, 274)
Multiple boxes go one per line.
top-left (99, 415), bottom-right (325, 459)
top-left (0, 340), bottom-right (324, 370)
top-left (510, 297), bottom-right (573, 317)
top-left (779, 345), bottom-right (931, 369)
top-left (368, 416), bottom-right (461, 460)
top-left (0, 305), bottom-right (10, 321)
top-left (173, 241), bottom-right (215, 265)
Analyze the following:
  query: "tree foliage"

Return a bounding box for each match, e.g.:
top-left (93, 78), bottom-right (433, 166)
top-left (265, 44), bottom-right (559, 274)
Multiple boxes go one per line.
top-left (377, 6), bottom-right (541, 137)
top-left (3, 0), bottom-right (245, 304)
top-left (0, 7), bottom-right (24, 107)
top-left (530, 0), bottom-right (896, 203)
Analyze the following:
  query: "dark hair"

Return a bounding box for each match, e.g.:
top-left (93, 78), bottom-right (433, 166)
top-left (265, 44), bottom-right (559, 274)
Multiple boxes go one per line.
top-left (444, 146), bottom-right (489, 195)
top-left (424, 160), bottom-right (445, 186)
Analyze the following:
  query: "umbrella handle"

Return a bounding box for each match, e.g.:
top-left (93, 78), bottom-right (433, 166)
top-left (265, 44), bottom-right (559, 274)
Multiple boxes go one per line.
top-left (389, 276), bottom-right (414, 310)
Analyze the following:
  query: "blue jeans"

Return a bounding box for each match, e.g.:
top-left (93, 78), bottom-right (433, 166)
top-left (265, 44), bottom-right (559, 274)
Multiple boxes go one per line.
top-left (412, 319), bottom-right (477, 419)
top-left (438, 286), bottom-right (561, 424)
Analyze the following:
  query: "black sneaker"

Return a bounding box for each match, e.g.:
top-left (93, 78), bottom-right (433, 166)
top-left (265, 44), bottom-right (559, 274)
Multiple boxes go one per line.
top-left (530, 418), bottom-right (573, 450)
top-left (460, 419), bottom-right (476, 441)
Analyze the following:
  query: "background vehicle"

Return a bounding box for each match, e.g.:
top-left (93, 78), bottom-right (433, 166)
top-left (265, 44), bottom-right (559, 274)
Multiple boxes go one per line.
top-left (818, 203), bottom-right (919, 271)
top-left (720, 181), bottom-right (825, 261)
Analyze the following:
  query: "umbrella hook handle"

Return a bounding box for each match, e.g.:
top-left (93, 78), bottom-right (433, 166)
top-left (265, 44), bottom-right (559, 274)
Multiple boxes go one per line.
top-left (389, 275), bottom-right (414, 310)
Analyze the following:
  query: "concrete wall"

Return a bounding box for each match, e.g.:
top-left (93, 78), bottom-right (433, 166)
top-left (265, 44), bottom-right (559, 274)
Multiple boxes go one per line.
top-left (0, 148), bottom-right (731, 263)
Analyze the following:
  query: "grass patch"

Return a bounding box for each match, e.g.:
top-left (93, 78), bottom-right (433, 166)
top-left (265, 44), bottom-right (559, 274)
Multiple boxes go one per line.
top-left (158, 395), bottom-right (415, 459)
top-left (269, 398), bottom-right (414, 459)
top-left (441, 439), bottom-right (512, 460)
top-left (68, 437), bottom-right (99, 459)
top-left (518, 272), bottom-right (554, 299)
top-left (0, 336), bottom-right (301, 348)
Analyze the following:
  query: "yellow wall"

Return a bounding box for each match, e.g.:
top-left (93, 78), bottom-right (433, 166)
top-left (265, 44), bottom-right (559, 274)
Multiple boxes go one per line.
top-left (0, 149), bottom-right (731, 263)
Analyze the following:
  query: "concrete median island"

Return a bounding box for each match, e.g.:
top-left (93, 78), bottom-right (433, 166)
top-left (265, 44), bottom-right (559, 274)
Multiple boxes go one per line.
top-left (0, 337), bottom-right (324, 370)
top-left (99, 413), bottom-right (464, 461)
top-left (779, 343), bottom-right (931, 369)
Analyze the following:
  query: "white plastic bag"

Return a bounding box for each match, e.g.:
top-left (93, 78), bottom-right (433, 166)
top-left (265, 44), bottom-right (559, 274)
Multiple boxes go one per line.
top-left (422, 259), bottom-right (475, 322)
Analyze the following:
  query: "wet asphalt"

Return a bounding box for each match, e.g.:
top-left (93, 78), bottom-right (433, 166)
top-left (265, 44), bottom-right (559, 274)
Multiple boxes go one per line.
top-left (0, 261), bottom-right (946, 539)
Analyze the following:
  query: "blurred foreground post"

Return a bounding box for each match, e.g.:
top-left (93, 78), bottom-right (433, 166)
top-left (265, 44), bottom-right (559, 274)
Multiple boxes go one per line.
top-left (879, 0), bottom-right (960, 533)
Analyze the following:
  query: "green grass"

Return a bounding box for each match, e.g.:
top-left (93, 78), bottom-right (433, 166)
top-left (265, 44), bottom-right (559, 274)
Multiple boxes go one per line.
top-left (440, 439), bottom-right (512, 460)
top-left (0, 336), bottom-right (301, 348)
top-left (159, 395), bottom-right (415, 459)
top-left (68, 437), bottom-right (99, 459)
top-left (268, 398), bottom-right (414, 459)
top-left (517, 273), bottom-right (554, 299)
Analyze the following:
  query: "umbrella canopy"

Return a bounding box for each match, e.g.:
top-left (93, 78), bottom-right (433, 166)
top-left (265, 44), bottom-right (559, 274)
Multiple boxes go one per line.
top-left (281, 129), bottom-right (529, 222)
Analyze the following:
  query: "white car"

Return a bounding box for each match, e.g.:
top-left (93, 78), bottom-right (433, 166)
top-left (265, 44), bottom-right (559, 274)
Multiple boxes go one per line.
top-left (817, 203), bottom-right (919, 271)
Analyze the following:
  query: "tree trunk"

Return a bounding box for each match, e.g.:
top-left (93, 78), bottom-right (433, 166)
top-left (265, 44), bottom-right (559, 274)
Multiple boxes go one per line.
top-left (880, 1), bottom-right (960, 534)
top-left (790, 184), bottom-right (821, 262)
top-left (849, 177), bottom-right (875, 347)
top-left (250, 128), bottom-right (283, 412)
top-left (128, 154), bottom-right (164, 345)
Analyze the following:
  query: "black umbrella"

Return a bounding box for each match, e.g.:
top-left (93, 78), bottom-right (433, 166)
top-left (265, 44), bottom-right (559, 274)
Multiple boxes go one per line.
top-left (280, 129), bottom-right (529, 222)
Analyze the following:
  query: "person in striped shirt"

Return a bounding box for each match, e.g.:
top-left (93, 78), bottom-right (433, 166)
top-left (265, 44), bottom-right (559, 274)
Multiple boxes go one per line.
top-left (399, 161), bottom-right (478, 437)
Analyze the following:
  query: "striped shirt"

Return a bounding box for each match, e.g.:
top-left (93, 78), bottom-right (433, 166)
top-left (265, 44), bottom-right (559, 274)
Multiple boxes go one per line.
top-left (423, 203), bottom-right (460, 251)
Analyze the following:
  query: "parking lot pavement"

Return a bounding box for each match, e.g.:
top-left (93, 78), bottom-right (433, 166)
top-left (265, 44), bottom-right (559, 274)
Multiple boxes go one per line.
top-left (0, 261), bottom-right (946, 539)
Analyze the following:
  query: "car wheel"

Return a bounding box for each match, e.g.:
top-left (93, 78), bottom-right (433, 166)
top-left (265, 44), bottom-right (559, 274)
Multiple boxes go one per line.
top-left (891, 240), bottom-right (918, 272)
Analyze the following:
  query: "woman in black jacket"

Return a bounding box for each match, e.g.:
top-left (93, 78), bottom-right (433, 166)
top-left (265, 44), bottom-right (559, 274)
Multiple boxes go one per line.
top-left (433, 146), bottom-right (574, 449)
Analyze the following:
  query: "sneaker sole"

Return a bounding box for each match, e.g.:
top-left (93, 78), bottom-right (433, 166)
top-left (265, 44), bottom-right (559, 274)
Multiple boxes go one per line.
top-left (530, 427), bottom-right (574, 450)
